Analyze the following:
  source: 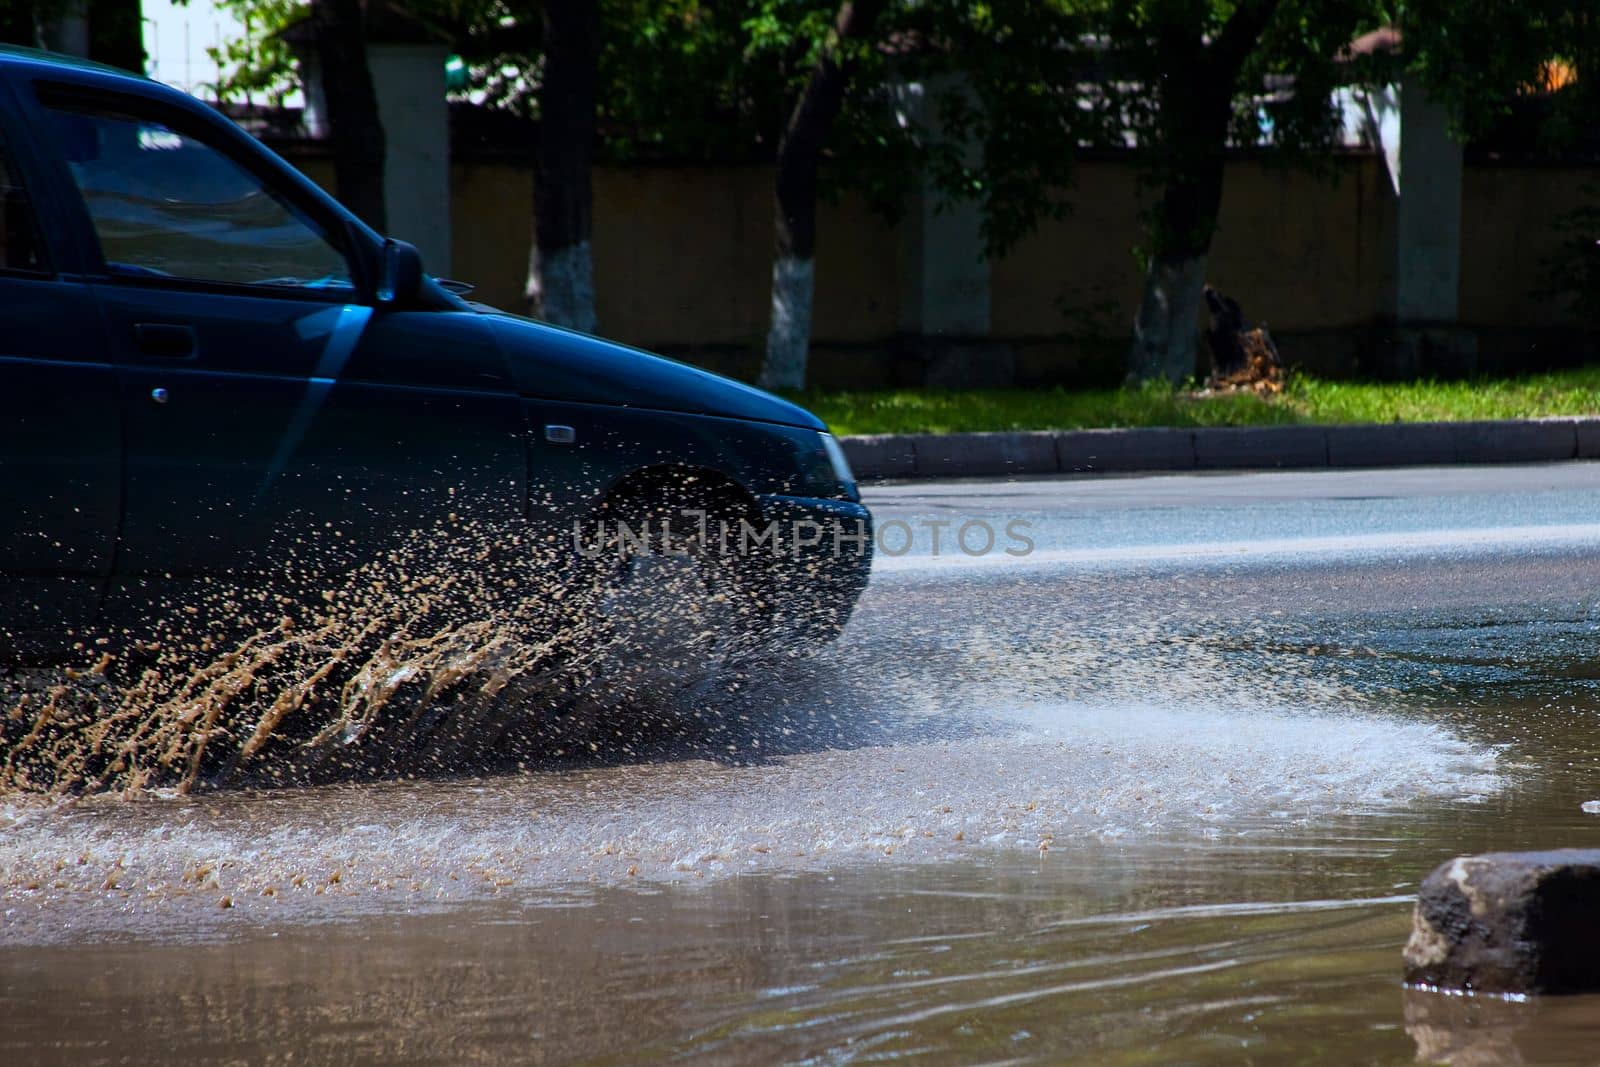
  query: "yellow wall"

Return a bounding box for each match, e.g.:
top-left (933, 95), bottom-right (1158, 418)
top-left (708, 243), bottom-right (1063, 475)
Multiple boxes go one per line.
top-left (1209, 157), bottom-right (1396, 332)
top-left (294, 151), bottom-right (1598, 356)
top-left (989, 156), bottom-right (1398, 338)
top-left (1460, 166), bottom-right (1593, 328)
top-left (441, 163), bottom-right (900, 348)
top-left (450, 162), bottom-right (532, 310)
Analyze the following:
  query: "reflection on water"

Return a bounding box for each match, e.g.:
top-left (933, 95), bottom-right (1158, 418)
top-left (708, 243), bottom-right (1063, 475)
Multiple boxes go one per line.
top-left (5, 548), bottom-right (1600, 1062)
top-left (1403, 988), bottom-right (1600, 1066)
top-left (6, 825), bottom-right (1597, 1065)
top-left (0, 849), bottom-right (1424, 1065)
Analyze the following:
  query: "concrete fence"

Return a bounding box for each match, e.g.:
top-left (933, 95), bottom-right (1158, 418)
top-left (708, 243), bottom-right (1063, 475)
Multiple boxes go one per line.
top-left (277, 147), bottom-right (1600, 387)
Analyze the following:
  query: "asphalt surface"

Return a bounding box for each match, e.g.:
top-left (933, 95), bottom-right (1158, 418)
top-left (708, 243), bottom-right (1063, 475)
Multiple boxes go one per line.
top-left (10, 462), bottom-right (1592, 933)
top-left (865, 461), bottom-right (1600, 572)
top-left (7, 463), bottom-right (1600, 1063)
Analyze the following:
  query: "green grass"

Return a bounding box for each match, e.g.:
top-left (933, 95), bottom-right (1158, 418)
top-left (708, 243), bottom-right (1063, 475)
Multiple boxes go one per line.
top-left (790, 368), bottom-right (1600, 436)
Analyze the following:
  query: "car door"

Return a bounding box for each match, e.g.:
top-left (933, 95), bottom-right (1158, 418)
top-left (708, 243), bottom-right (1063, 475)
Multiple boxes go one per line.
top-left (27, 82), bottom-right (526, 600)
top-left (0, 78), bottom-right (120, 653)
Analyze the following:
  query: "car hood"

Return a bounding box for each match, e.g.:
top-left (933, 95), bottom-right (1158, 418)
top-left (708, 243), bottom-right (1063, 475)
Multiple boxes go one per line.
top-left (485, 312), bottom-right (825, 432)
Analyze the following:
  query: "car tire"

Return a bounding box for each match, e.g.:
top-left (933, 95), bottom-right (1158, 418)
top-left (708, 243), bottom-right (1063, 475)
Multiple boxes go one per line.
top-left (582, 477), bottom-right (777, 691)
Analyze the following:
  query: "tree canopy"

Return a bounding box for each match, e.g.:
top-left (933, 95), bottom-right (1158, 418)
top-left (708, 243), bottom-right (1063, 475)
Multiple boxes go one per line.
top-left (203, 0), bottom-right (1599, 385)
top-left (207, 0), bottom-right (1598, 240)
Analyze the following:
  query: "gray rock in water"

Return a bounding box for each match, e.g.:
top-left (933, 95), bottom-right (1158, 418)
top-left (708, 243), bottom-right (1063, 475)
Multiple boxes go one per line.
top-left (1404, 850), bottom-right (1600, 995)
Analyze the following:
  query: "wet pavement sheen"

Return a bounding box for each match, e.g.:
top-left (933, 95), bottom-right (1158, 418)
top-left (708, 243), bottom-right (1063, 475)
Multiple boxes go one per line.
top-left (7, 463), bottom-right (1600, 1064)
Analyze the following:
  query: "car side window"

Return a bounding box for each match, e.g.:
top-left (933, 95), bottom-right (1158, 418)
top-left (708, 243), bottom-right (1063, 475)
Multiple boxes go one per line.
top-left (39, 98), bottom-right (354, 293)
top-left (0, 139), bottom-right (50, 276)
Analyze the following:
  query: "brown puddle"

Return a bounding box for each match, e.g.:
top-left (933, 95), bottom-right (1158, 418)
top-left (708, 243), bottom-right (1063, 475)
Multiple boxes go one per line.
top-left (4, 806), bottom-right (1600, 1065)
top-left (3, 537), bottom-right (1600, 1062)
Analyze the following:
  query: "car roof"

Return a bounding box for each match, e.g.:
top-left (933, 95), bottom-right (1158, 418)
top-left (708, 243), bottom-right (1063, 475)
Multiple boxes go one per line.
top-left (0, 44), bottom-right (152, 87)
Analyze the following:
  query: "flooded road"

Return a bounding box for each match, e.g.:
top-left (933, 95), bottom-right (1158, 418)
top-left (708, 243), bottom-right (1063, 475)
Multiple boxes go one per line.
top-left (7, 463), bottom-right (1600, 1063)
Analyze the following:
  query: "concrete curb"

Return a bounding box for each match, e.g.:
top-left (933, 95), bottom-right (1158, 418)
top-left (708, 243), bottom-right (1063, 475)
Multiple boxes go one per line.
top-left (840, 417), bottom-right (1600, 481)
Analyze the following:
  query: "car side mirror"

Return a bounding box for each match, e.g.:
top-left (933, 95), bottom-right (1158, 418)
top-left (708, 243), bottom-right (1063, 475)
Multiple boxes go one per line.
top-left (377, 238), bottom-right (424, 307)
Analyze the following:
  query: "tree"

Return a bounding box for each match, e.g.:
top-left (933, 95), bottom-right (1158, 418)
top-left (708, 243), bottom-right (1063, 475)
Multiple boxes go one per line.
top-left (1398, 0), bottom-right (1600, 144)
top-left (205, 0), bottom-right (915, 354)
top-left (309, 0), bottom-right (387, 231)
top-left (757, 0), bottom-right (889, 390)
top-left (88, 0), bottom-right (145, 72)
top-left (3, 0), bottom-right (140, 62)
top-left (449, 0), bottom-right (911, 346)
top-left (922, 0), bottom-right (1380, 384)
top-left (207, 0), bottom-right (312, 105)
top-left (1121, 0), bottom-right (1290, 384)
top-left (0, 2), bottom-right (40, 46)
top-left (928, 0), bottom-right (1598, 384)
top-left (526, 0), bottom-right (599, 331)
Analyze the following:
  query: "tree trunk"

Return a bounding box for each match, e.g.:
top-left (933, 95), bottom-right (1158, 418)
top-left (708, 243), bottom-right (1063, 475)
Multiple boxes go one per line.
top-left (87, 0), bottom-right (143, 73)
top-left (1126, 73), bottom-right (1232, 386)
top-left (310, 0), bottom-right (386, 233)
top-left (0, 2), bottom-right (38, 47)
top-left (526, 0), bottom-right (599, 333)
top-left (1129, 252), bottom-right (1209, 384)
top-left (764, 255), bottom-right (815, 390)
top-left (1125, 0), bottom-right (1282, 385)
top-left (758, 0), bottom-right (886, 391)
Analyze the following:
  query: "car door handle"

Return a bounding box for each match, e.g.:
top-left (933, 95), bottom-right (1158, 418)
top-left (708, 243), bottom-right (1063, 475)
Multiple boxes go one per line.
top-left (133, 323), bottom-right (198, 359)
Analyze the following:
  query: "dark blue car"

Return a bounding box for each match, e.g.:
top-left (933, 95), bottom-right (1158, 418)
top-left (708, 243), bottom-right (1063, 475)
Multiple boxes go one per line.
top-left (0, 48), bottom-right (871, 663)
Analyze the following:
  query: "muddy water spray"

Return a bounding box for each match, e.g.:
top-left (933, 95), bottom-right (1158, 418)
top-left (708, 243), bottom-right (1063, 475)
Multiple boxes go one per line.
top-left (0, 480), bottom-right (794, 796)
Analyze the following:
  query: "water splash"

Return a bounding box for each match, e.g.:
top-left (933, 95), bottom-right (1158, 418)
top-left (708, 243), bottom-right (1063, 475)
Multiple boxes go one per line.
top-left (1, 480), bottom-right (818, 797)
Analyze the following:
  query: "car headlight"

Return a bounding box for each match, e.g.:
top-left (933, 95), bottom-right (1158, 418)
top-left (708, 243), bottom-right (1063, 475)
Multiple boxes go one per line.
top-left (818, 432), bottom-right (857, 500)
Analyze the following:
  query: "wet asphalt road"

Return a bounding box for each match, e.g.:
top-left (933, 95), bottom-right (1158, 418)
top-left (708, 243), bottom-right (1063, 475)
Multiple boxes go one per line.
top-left (5, 459), bottom-right (1594, 917)
top-left (868, 461), bottom-right (1600, 564)
top-left (5, 462), bottom-right (1600, 1063)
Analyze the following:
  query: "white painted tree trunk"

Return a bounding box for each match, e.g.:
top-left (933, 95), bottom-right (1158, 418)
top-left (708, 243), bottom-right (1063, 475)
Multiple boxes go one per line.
top-left (1128, 253), bottom-right (1208, 385)
top-left (527, 241), bottom-right (597, 334)
top-left (759, 255), bottom-right (814, 391)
